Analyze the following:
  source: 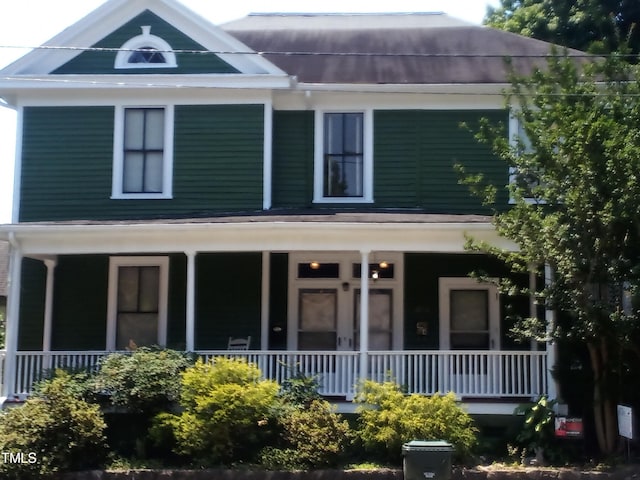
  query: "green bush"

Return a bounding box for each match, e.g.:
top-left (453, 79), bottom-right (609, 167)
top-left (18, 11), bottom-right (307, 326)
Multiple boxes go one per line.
top-left (355, 380), bottom-right (478, 463)
top-left (278, 370), bottom-right (322, 407)
top-left (277, 399), bottom-right (353, 469)
top-left (0, 371), bottom-right (108, 479)
top-left (93, 347), bottom-right (193, 413)
top-left (154, 357), bottom-right (280, 466)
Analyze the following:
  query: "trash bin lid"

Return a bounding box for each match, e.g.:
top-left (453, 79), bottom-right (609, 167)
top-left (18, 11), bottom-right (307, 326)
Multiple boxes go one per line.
top-left (402, 440), bottom-right (454, 452)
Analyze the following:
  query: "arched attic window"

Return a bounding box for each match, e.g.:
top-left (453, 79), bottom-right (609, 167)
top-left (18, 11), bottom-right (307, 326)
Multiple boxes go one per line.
top-left (114, 26), bottom-right (177, 69)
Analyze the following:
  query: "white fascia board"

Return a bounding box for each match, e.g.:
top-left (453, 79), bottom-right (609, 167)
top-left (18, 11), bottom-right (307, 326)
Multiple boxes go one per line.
top-left (298, 82), bottom-right (510, 95)
top-left (0, 74), bottom-right (293, 91)
top-left (274, 84), bottom-right (509, 111)
top-left (1, 0), bottom-right (285, 77)
top-left (0, 221), bottom-right (517, 256)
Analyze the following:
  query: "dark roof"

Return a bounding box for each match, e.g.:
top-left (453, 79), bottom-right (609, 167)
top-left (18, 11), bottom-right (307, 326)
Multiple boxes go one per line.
top-left (222, 13), bottom-right (587, 84)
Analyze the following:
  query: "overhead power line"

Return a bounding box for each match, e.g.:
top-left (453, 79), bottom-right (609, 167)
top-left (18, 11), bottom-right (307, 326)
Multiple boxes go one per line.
top-left (0, 43), bottom-right (619, 58)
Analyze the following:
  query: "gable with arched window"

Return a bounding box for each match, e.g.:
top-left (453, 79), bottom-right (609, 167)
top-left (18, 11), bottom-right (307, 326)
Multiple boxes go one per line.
top-left (114, 25), bottom-right (177, 69)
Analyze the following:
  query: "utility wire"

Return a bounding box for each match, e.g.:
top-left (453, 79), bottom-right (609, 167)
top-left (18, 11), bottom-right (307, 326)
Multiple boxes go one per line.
top-left (0, 43), bottom-right (617, 58)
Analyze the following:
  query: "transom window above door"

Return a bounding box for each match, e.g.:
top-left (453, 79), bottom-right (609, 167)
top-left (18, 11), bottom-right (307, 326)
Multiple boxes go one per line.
top-left (112, 105), bottom-right (174, 199)
top-left (314, 110), bottom-right (373, 203)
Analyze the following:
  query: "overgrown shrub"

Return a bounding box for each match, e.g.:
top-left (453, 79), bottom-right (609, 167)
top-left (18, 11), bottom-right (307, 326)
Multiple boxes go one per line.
top-left (94, 347), bottom-right (193, 413)
top-left (278, 369), bottom-right (322, 407)
top-left (355, 380), bottom-right (478, 463)
top-left (0, 371), bottom-right (108, 479)
top-left (31, 367), bottom-right (96, 402)
top-left (260, 399), bottom-right (353, 470)
top-left (153, 357), bottom-right (280, 466)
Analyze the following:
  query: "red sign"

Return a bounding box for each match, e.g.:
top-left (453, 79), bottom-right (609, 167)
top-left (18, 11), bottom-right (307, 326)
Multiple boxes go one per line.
top-left (555, 417), bottom-right (583, 438)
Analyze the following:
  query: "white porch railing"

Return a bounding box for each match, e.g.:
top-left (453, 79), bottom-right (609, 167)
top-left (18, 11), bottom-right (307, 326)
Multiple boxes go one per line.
top-left (0, 350), bottom-right (547, 400)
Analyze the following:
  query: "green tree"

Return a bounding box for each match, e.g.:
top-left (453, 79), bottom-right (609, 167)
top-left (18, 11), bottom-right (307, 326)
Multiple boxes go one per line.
top-left (461, 52), bottom-right (640, 454)
top-left (485, 0), bottom-right (640, 56)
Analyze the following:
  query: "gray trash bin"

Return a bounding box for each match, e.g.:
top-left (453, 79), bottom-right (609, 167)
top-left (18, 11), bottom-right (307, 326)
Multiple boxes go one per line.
top-left (402, 440), bottom-right (454, 480)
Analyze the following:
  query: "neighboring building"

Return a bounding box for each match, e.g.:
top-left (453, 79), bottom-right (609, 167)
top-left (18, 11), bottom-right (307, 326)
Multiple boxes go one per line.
top-left (0, 0), bottom-right (580, 411)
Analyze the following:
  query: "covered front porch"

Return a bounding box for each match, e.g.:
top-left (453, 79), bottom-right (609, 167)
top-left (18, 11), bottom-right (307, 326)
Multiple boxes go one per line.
top-left (0, 213), bottom-right (555, 412)
top-left (1, 349), bottom-right (548, 412)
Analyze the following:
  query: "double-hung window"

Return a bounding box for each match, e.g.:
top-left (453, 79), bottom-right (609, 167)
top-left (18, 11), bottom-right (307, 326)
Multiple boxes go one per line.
top-left (112, 106), bottom-right (174, 199)
top-left (314, 110), bottom-right (373, 203)
top-left (509, 114), bottom-right (543, 204)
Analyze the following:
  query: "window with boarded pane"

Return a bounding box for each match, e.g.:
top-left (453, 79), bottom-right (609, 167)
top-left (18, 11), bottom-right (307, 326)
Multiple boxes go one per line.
top-left (324, 113), bottom-right (364, 197)
top-left (123, 108), bottom-right (165, 194)
top-left (449, 289), bottom-right (489, 349)
top-left (298, 289), bottom-right (338, 350)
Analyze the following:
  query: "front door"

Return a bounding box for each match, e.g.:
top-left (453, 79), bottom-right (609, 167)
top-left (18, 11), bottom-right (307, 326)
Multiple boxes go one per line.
top-left (289, 253), bottom-right (402, 351)
top-left (297, 288), bottom-right (393, 351)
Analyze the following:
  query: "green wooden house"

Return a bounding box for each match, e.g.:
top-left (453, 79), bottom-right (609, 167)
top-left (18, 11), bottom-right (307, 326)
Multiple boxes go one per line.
top-left (0, 0), bottom-right (575, 413)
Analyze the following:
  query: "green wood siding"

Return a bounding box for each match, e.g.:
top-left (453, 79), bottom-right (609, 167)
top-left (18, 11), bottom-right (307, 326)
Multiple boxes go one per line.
top-left (375, 110), bottom-right (509, 213)
top-left (272, 111), bottom-right (314, 208)
top-left (195, 253), bottom-right (262, 350)
top-left (19, 105), bottom-right (264, 221)
top-left (53, 10), bottom-right (238, 75)
top-left (52, 256), bottom-right (109, 350)
top-left (42, 254), bottom-right (186, 351)
top-left (167, 254), bottom-right (187, 350)
top-left (270, 109), bottom-right (508, 212)
top-left (20, 107), bottom-right (114, 222)
top-left (18, 259), bottom-right (46, 351)
top-left (173, 105), bottom-right (264, 212)
top-left (403, 253), bottom-right (528, 350)
top-left (268, 253), bottom-right (288, 350)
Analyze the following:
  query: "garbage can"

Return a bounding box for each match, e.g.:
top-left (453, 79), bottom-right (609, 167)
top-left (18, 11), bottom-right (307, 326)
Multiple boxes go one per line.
top-left (402, 440), bottom-right (454, 480)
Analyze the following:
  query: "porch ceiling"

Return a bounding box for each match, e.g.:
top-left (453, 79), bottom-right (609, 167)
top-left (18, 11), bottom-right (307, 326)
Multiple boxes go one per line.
top-left (0, 212), bottom-right (517, 255)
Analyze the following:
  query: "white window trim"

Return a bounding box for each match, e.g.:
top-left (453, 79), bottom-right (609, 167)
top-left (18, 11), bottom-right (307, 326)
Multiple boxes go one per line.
top-left (106, 256), bottom-right (170, 351)
top-left (313, 109), bottom-right (374, 204)
top-left (114, 26), bottom-right (178, 69)
top-left (508, 113), bottom-right (543, 205)
top-left (111, 104), bottom-right (174, 200)
top-left (438, 277), bottom-right (500, 350)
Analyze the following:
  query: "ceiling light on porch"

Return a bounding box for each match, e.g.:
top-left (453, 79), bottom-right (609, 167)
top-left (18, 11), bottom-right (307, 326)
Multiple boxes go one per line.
top-left (379, 261), bottom-right (389, 269)
top-left (310, 261), bottom-right (320, 270)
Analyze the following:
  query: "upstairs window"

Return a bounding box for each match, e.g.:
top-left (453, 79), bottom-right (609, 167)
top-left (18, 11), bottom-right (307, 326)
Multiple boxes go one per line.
top-left (314, 110), bottom-right (373, 203)
top-left (114, 26), bottom-right (177, 69)
top-left (509, 114), bottom-right (544, 204)
top-left (112, 106), bottom-right (174, 199)
top-left (324, 113), bottom-right (364, 197)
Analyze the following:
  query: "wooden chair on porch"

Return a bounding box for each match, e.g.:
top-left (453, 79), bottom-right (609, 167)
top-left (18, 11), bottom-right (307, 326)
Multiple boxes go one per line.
top-left (227, 336), bottom-right (251, 351)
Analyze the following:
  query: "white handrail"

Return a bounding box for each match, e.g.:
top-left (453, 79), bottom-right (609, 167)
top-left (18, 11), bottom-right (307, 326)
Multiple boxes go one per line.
top-left (1, 349), bottom-right (547, 400)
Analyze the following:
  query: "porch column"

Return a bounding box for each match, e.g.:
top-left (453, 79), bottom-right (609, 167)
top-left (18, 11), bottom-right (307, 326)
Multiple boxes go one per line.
top-left (359, 250), bottom-right (370, 383)
top-left (544, 263), bottom-right (558, 400)
top-left (261, 252), bottom-right (270, 350)
top-left (42, 258), bottom-right (58, 354)
top-left (185, 251), bottom-right (196, 352)
top-left (40, 258), bottom-right (57, 371)
top-left (2, 235), bottom-right (22, 398)
top-left (529, 267), bottom-right (538, 352)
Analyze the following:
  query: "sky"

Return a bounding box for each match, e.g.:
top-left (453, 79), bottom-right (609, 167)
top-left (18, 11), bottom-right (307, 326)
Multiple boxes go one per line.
top-left (0, 0), bottom-right (500, 224)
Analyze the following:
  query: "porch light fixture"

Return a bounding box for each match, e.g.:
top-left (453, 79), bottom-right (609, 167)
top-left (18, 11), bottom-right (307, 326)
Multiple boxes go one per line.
top-left (379, 261), bottom-right (389, 269)
top-left (310, 261), bottom-right (320, 270)
top-left (372, 270), bottom-right (379, 280)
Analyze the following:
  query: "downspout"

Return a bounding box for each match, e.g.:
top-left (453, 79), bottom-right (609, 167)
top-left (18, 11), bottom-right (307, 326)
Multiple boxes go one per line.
top-left (2, 232), bottom-right (22, 401)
